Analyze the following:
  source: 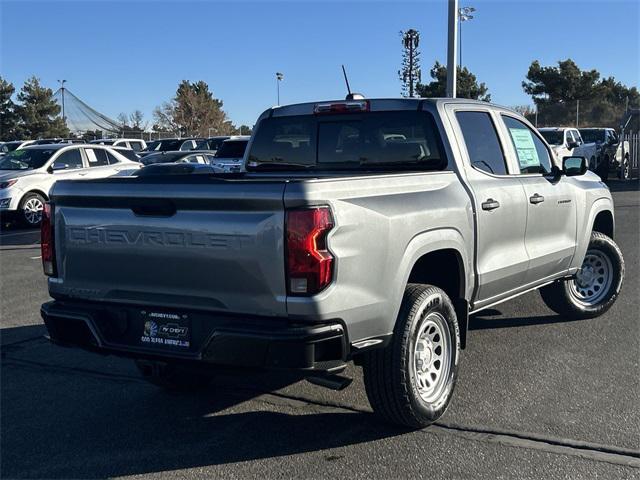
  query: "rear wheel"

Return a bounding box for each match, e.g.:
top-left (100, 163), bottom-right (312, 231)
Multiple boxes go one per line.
top-left (540, 232), bottom-right (624, 319)
top-left (19, 192), bottom-right (45, 227)
top-left (362, 284), bottom-right (460, 428)
top-left (135, 359), bottom-right (213, 391)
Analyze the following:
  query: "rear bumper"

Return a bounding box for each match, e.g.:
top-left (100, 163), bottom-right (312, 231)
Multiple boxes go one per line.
top-left (41, 300), bottom-right (348, 372)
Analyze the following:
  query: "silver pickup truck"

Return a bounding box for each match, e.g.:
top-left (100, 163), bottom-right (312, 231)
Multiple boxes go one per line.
top-left (40, 98), bottom-right (625, 428)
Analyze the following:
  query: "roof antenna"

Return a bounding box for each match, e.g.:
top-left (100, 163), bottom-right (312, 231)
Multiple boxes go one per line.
top-left (342, 65), bottom-right (364, 100)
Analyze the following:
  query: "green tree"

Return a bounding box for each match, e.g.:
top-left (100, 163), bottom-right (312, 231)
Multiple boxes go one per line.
top-left (522, 59), bottom-right (639, 127)
top-left (237, 125), bottom-right (252, 135)
top-left (153, 80), bottom-right (236, 136)
top-left (416, 61), bottom-right (491, 101)
top-left (0, 77), bottom-right (19, 140)
top-left (523, 59), bottom-right (600, 102)
top-left (15, 76), bottom-right (69, 138)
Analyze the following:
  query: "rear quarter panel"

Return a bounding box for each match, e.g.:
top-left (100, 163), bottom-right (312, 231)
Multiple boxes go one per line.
top-left (284, 172), bottom-right (473, 343)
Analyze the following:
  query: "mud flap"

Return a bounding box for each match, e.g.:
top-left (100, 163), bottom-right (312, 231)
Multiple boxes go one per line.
top-left (454, 298), bottom-right (469, 349)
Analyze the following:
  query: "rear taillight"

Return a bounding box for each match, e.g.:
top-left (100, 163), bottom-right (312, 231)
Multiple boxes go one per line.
top-left (41, 203), bottom-right (56, 276)
top-left (286, 207), bottom-right (334, 295)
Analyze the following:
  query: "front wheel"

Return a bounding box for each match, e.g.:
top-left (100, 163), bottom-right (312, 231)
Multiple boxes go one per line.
top-left (19, 192), bottom-right (45, 227)
top-left (540, 232), bottom-right (624, 319)
top-left (362, 284), bottom-right (460, 428)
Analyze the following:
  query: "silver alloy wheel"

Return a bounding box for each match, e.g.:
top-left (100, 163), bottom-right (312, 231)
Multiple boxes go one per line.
top-left (412, 312), bottom-right (451, 403)
top-left (570, 249), bottom-right (613, 306)
top-left (23, 197), bottom-right (44, 225)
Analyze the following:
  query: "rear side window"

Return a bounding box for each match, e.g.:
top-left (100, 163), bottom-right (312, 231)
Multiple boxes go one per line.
top-left (179, 140), bottom-right (196, 151)
top-left (502, 115), bottom-right (552, 174)
top-left (109, 149), bottom-right (140, 163)
top-left (129, 141), bottom-right (143, 151)
top-left (105, 151), bottom-right (123, 164)
top-left (215, 140), bottom-right (248, 159)
top-left (85, 148), bottom-right (109, 167)
top-left (248, 111), bottom-right (446, 171)
top-left (456, 111), bottom-right (507, 175)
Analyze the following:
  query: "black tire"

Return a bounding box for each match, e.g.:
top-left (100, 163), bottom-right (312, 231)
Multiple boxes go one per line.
top-left (540, 232), bottom-right (624, 319)
top-left (598, 156), bottom-right (610, 181)
top-left (18, 192), bottom-right (46, 227)
top-left (135, 359), bottom-right (213, 391)
top-left (362, 284), bottom-right (460, 428)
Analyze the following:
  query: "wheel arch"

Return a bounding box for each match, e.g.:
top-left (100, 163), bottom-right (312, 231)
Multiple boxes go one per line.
top-left (570, 197), bottom-right (615, 271)
top-left (407, 249), bottom-right (466, 301)
top-left (19, 189), bottom-right (49, 206)
top-left (592, 209), bottom-right (614, 239)
top-left (392, 228), bottom-right (472, 348)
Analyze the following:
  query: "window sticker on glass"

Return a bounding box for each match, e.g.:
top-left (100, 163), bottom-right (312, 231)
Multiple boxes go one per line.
top-left (509, 128), bottom-right (539, 168)
top-left (86, 149), bottom-right (98, 163)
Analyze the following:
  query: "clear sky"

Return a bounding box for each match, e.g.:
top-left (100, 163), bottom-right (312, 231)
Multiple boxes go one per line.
top-left (1, 0), bottom-right (638, 128)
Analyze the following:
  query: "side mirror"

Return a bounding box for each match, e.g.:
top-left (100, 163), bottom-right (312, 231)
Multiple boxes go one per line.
top-left (563, 156), bottom-right (588, 176)
top-left (567, 141), bottom-right (579, 149)
top-left (48, 163), bottom-right (69, 173)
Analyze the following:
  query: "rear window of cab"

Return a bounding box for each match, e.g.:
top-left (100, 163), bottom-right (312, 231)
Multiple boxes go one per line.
top-left (247, 111), bottom-right (447, 171)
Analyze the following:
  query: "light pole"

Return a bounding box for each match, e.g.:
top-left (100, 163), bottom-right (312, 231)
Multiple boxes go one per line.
top-left (57, 79), bottom-right (67, 122)
top-left (446, 0), bottom-right (458, 97)
top-left (276, 72), bottom-right (284, 105)
top-left (458, 6), bottom-right (475, 69)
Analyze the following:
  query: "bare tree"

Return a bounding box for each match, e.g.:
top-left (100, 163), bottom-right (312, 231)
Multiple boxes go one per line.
top-left (116, 112), bottom-right (129, 128)
top-left (129, 110), bottom-right (146, 130)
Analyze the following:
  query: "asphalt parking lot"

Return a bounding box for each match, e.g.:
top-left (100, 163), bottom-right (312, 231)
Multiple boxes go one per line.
top-left (1, 182), bottom-right (638, 479)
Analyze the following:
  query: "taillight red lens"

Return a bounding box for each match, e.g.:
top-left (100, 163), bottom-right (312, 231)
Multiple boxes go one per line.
top-left (41, 203), bottom-right (56, 276)
top-left (286, 207), bottom-right (334, 295)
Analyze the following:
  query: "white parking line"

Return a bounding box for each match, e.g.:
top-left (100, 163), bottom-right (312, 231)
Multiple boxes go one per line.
top-left (0, 230), bottom-right (39, 238)
top-left (30, 255), bottom-right (41, 260)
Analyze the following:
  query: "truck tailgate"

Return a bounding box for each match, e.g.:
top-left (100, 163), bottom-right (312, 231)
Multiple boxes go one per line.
top-left (49, 178), bottom-right (287, 317)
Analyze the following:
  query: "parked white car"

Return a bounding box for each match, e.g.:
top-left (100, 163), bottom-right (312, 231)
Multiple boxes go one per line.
top-left (210, 136), bottom-right (250, 172)
top-left (89, 138), bottom-right (147, 152)
top-left (538, 127), bottom-right (597, 167)
top-left (0, 140), bottom-right (35, 155)
top-left (0, 144), bottom-right (140, 226)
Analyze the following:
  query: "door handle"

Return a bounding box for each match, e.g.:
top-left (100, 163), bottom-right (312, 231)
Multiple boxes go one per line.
top-left (481, 199), bottom-right (500, 211)
top-left (530, 193), bottom-right (545, 204)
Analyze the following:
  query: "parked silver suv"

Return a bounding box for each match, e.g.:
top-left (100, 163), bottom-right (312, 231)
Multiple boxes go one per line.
top-left (0, 144), bottom-right (140, 226)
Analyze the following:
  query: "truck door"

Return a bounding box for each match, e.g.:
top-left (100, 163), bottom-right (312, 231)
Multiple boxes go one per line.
top-left (449, 108), bottom-right (530, 303)
top-left (499, 114), bottom-right (577, 284)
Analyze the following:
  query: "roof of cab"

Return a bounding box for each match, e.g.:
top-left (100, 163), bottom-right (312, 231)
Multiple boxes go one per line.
top-left (258, 97), bottom-right (514, 122)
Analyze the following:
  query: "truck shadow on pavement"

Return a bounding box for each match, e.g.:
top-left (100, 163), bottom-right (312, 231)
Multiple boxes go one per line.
top-left (469, 309), bottom-right (586, 330)
top-left (1, 325), bottom-right (406, 479)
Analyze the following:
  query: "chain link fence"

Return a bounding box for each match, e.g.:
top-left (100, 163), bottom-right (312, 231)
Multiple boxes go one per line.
top-left (525, 99), bottom-right (633, 129)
